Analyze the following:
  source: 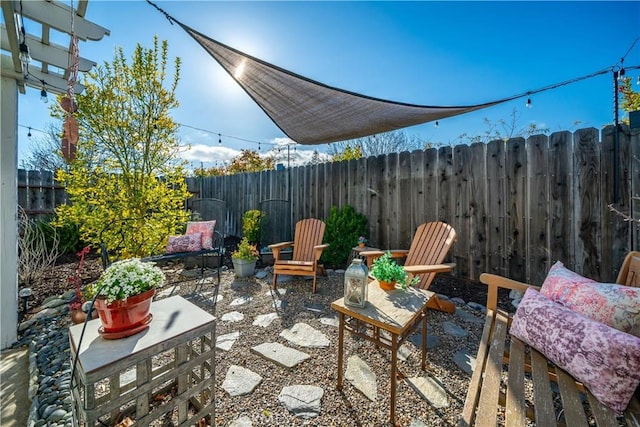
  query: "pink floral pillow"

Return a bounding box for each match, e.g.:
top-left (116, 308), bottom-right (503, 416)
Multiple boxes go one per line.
top-left (541, 261), bottom-right (640, 337)
top-left (510, 288), bottom-right (640, 414)
top-left (186, 221), bottom-right (216, 250)
top-left (166, 232), bottom-right (202, 254)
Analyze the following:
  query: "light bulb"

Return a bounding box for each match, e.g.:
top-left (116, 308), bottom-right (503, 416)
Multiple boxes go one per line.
top-left (218, 133), bottom-right (222, 145)
top-left (526, 98), bottom-right (532, 108)
top-left (636, 75), bottom-right (640, 85)
top-left (19, 41), bottom-right (30, 71)
top-left (434, 121), bottom-right (439, 128)
top-left (40, 88), bottom-right (48, 103)
top-left (618, 68), bottom-right (626, 81)
top-left (27, 127), bottom-right (32, 138)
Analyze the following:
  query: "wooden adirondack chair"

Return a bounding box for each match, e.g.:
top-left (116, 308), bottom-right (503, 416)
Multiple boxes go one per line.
top-left (616, 251), bottom-right (640, 287)
top-left (270, 218), bottom-right (329, 293)
top-left (362, 221), bottom-right (457, 313)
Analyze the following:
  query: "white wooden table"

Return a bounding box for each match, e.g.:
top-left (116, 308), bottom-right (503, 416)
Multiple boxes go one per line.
top-left (69, 296), bottom-right (216, 426)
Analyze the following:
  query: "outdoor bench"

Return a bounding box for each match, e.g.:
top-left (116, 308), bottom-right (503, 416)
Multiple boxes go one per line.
top-left (460, 273), bottom-right (640, 426)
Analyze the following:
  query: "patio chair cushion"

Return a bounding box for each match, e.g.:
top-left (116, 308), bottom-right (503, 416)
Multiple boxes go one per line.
top-left (541, 261), bottom-right (640, 337)
top-left (510, 288), bottom-right (640, 415)
top-left (186, 220), bottom-right (216, 250)
top-left (166, 232), bottom-right (202, 254)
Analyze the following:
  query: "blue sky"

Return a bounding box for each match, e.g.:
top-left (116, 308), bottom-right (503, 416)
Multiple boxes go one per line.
top-left (14, 1), bottom-right (640, 168)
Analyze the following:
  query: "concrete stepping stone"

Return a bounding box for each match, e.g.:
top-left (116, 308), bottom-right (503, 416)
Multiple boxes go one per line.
top-left (255, 270), bottom-right (268, 279)
top-left (251, 342), bottom-right (310, 368)
top-left (409, 333), bottom-right (439, 350)
top-left (467, 302), bottom-right (486, 313)
top-left (406, 376), bottom-right (449, 408)
top-left (345, 355), bottom-right (377, 401)
top-left (266, 289), bottom-right (288, 296)
top-left (276, 275), bottom-right (293, 283)
top-left (453, 348), bottom-right (476, 375)
top-left (200, 291), bottom-right (223, 304)
top-left (222, 365), bottom-right (262, 397)
top-left (303, 303), bottom-right (325, 314)
top-left (450, 297), bottom-right (466, 305)
top-left (455, 309), bottom-right (484, 325)
top-left (272, 299), bottom-right (288, 310)
top-left (442, 321), bottom-right (468, 338)
top-left (280, 323), bottom-right (330, 348)
top-left (253, 312), bottom-right (279, 328)
top-left (319, 316), bottom-right (339, 328)
top-left (229, 415), bottom-right (252, 427)
top-left (230, 296), bottom-right (253, 306)
top-left (216, 331), bottom-right (240, 351)
top-left (221, 311), bottom-right (245, 322)
top-left (278, 385), bottom-right (323, 418)
top-left (409, 419), bottom-right (428, 427)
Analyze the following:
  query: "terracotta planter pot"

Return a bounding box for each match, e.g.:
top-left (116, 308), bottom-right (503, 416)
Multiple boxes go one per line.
top-left (95, 288), bottom-right (155, 333)
top-left (378, 280), bottom-right (397, 291)
top-left (70, 309), bottom-right (98, 325)
top-left (358, 243), bottom-right (366, 248)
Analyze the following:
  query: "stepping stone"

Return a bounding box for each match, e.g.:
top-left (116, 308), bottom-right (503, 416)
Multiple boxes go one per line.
top-left (345, 355), bottom-right (377, 401)
top-left (253, 313), bottom-right (279, 328)
top-left (453, 348), bottom-right (476, 375)
top-left (201, 291), bottom-right (223, 304)
top-left (221, 311), bottom-right (245, 322)
top-left (409, 333), bottom-right (439, 350)
top-left (229, 416), bottom-right (252, 427)
top-left (276, 275), bottom-right (293, 283)
top-left (450, 297), bottom-right (466, 305)
top-left (222, 365), bottom-right (262, 396)
top-left (216, 331), bottom-right (240, 351)
top-left (272, 299), bottom-right (288, 310)
top-left (319, 316), bottom-right (339, 328)
top-left (278, 385), bottom-right (323, 418)
top-left (467, 302), bottom-right (486, 313)
top-left (442, 321), bottom-right (468, 338)
top-left (156, 287), bottom-right (177, 298)
top-left (455, 309), bottom-right (484, 325)
top-left (230, 296), bottom-right (253, 306)
top-left (280, 323), bottom-right (330, 348)
top-left (266, 289), bottom-right (288, 296)
top-left (303, 303), bottom-right (325, 313)
top-left (509, 289), bottom-right (524, 300)
top-left (398, 343), bottom-right (413, 361)
top-left (406, 376), bottom-right (449, 408)
top-left (409, 420), bottom-right (428, 427)
top-left (255, 270), bottom-right (268, 279)
top-left (251, 342), bottom-right (310, 368)
top-left (436, 293), bottom-right (451, 301)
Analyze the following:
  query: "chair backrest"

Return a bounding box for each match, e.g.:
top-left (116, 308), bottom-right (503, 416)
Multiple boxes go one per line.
top-left (292, 218), bottom-right (326, 261)
top-left (405, 221), bottom-right (457, 289)
top-left (616, 251), bottom-right (640, 287)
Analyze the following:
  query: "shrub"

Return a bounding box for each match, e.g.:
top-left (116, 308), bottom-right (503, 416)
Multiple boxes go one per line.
top-left (232, 237), bottom-right (259, 260)
top-left (322, 205), bottom-right (368, 268)
top-left (242, 210), bottom-right (264, 244)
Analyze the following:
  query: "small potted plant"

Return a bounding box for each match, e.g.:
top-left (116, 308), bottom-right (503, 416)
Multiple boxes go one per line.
top-left (369, 251), bottom-right (419, 291)
top-left (85, 258), bottom-right (165, 337)
top-left (232, 237), bottom-right (259, 277)
top-left (357, 236), bottom-right (368, 248)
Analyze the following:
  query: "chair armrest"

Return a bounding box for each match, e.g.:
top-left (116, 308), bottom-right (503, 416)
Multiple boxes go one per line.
top-left (479, 273), bottom-right (541, 311)
top-left (404, 263), bottom-right (455, 275)
top-left (361, 249), bottom-right (408, 267)
top-left (313, 243), bottom-right (330, 260)
top-left (269, 241), bottom-right (293, 260)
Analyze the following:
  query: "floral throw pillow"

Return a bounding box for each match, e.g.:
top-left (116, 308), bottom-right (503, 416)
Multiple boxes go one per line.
top-left (541, 261), bottom-right (640, 337)
top-left (166, 233), bottom-right (202, 254)
top-left (510, 288), bottom-right (640, 414)
top-left (186, 220), bottom-right (216, 250)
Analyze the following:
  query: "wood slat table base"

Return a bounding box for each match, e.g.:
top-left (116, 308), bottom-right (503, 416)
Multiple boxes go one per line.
top-left (69, 297), bottom-right (216, 426)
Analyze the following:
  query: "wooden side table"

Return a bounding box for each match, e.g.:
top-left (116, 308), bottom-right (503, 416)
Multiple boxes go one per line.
top-left (347, 245), bottom-right (379, 266)
top-left (69, 296), bottom-right (215, 426)
top-left (331, 282), bottom-right (434, 425)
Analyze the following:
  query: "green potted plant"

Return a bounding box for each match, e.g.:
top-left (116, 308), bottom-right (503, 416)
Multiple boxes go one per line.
top-left (85, 258), bottom-right (165, 338)
top-left (370, 252), bottom-right (419, 291)
top-left (232, 237), bottom-right (259, 277)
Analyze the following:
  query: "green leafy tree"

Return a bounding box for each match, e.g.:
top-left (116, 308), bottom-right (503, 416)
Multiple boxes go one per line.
top-left (620, 76), bottom-right (640, 123)
top-left (55, 37), bottom-right (190, 258)
top-left (330, 144), bottom-right (362, 162)
top-left (226, 149), bottom-right (275, 175)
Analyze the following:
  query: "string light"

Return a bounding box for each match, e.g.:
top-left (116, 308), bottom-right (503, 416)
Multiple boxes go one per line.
top-left (18, 1), bottom-right (30, 74)
top-left (218, 133), bottom-right (221, 145)
top-left (27, 127), bottom-right (32, 138)
top-left (526, 98), bottom-right (531, 108)
top-left (434, 121), bottom-right (439, 128)
top-left (40, 87), bottom-right (48, 103)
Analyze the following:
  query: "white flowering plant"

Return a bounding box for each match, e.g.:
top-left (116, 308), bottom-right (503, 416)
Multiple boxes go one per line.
top-left (87, 258), bottom-right (165, 303)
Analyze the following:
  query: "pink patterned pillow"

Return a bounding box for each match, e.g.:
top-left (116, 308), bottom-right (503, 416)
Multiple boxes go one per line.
top-left (541, 261), bottom-right (640, 337)
top-left (186, 221), bottom-right (216, 250)
top-left (510, 288), bottom-right (640, 414)
top-left (166, 233), bottom-right (202, 254)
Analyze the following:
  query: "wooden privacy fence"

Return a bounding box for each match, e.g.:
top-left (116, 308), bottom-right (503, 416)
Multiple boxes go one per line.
top-left (186, 126), bottom-right (640, 285)
top-left (17, 169), bottom-right (67, 218)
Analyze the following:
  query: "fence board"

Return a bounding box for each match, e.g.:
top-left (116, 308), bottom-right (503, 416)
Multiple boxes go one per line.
top-left (424, 147), bottom-right (438, 221)
top-left (453, 144), bottom-right (471, 277)
top-left (548, 131), bottom-right (573, 269)
top-left (486, 140), bottom-right (505, 275)
top-left (506, 138), bottom-right (527, 282)
top-left (368, 155), bottom-right (385, 247)
top-left (527, 135), bottom-right (550, 285)
top-left (398, 151), bottom-right (412, 246)
top-left (409, 149), bottom-right (425, 233)
top-left (438, 146), bottom-right (454, 225)
top-left (573, 128), bottom-right (601, 279)
top-left (632, 128), bottom-right (640, 251)
top-left (469, 142), bottom-right (487, 280)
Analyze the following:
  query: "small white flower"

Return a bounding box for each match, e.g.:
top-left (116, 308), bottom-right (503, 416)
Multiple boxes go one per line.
top-left (97, 258), bottom-right (165, 303)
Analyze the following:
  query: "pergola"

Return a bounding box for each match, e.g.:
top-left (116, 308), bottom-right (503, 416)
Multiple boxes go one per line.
top-left (0, 0), bottom-right (109, 349)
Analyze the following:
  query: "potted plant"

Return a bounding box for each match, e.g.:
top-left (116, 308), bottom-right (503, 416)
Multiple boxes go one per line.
top-left (68, 246), bottom-right (96, 324)
top-left (232, 237), bottom-right (259, 277)
top-left (369, 252), bottom-right (419, 291)
top-left (86, 258), bottom-right (165, 337)
top-left (357, 236), bottom-right (368, 248)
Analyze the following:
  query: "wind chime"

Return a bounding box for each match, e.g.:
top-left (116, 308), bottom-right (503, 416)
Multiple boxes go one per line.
top-left (61, 0), bottom-right (79, 163)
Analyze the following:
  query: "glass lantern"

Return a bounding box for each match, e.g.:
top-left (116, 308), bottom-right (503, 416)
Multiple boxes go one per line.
top-left (344, 258), bottom-right (368, 308)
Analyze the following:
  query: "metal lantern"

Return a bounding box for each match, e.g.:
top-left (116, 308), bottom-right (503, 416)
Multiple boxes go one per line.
top-left (344, 258), bottom-right (368, 308)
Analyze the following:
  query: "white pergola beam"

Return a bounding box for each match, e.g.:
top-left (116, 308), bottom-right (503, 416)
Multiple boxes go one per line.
top-left (1, 55), bottom-right (85, 94)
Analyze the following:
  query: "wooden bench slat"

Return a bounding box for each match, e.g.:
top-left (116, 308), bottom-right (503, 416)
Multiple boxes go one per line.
top-left (475, 310), bottom-right (509, 426)
top-left (556, 367), bottom-right (589, 427)
top-left (505, 337), bottom-right (526, 427)
top-left (461, 310), bottom-right (496, 425)
top-left (587, 390), bottom-right (620, 427)
top-left (530, 347), bottom-right (557, 426)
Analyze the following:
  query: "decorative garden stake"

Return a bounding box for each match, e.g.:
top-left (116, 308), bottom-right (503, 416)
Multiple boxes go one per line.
top-left (344, 258), bottom-right (368, 308)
